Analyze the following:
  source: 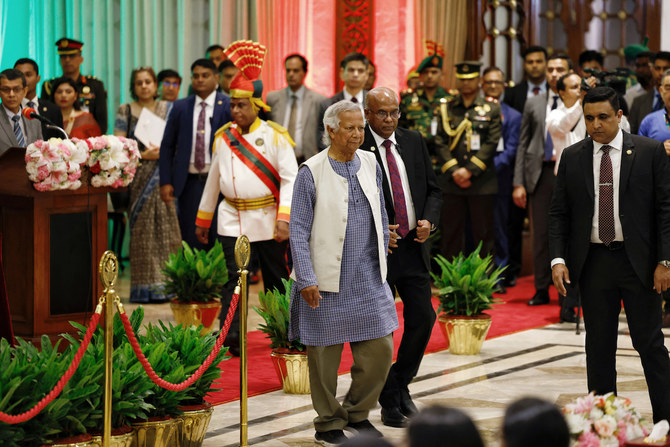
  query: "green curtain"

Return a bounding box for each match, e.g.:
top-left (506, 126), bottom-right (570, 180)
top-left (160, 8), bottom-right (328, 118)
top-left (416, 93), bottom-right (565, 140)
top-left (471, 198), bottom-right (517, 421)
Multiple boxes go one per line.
top-left (0, 0), bottom-right (256, 134)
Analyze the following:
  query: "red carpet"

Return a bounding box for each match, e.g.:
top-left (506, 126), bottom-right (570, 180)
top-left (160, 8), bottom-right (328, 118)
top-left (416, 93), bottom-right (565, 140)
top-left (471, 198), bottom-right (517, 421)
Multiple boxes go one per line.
top-left (206, 275), bottom-right (560, 405)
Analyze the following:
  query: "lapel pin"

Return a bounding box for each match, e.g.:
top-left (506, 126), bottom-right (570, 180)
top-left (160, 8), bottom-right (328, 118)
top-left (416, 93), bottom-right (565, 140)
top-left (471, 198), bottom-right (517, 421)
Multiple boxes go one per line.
top-left (370, 146), bottom-right (375, 152)
top-left (217, 100), bottom-right (222, 105)
top-left (626, 150), bottom-right (632, 155)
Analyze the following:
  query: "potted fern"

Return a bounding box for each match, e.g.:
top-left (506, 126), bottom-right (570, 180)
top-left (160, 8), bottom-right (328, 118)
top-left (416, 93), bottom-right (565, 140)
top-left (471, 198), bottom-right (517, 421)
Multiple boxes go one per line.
top-left (431, 242), bottom-right (504, 355)
top-left (253, 278), bottom-right (309, 394)
top-left (162, 241), bottom-right (228, 334)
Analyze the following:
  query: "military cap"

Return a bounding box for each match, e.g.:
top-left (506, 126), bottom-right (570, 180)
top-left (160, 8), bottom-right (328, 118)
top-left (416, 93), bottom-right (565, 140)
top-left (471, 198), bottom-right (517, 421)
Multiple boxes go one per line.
top-left (455, 61), bottom-right (483, 79)
top-left (56, 37), bottom-right (83, 55)
top-left (624, 44), bottom-right (650, 61)
top-left (407, 70), bottom-right (419, 81)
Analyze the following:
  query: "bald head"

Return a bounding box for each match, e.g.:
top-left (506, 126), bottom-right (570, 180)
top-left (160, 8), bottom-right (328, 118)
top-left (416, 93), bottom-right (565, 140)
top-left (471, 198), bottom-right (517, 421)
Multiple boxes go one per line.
top-left (364, 87), bottom-right (400, 138)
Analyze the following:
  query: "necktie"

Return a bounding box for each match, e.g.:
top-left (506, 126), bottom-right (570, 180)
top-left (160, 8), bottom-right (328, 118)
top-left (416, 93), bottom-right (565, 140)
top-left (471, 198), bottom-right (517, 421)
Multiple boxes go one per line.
top-left (598, 145), bottom-right (615, 246)
top-left (287, 94), bottom-right (298, 137)
top-left (544, 95), bottom-right (559, 161)
top-left (653, 91), bottom-right (663, 111)
top-left (532, 86), bottom-right (540, 96)
top-left (383, 139), bottom-right (409, 237)
top-left (194, 102), bottom-right (207, 171)
top-left (12, 115), bottom-right (25, 147)
top-left (27, 101), bottom-right (36, 110)
top-left (351, 97), bottom-right (358, 103)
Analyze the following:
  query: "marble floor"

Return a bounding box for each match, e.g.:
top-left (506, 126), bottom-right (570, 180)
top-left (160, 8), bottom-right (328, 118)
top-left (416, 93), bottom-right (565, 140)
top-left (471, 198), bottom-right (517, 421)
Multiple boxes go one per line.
top-left (115, 269), bottom-right (668, 446)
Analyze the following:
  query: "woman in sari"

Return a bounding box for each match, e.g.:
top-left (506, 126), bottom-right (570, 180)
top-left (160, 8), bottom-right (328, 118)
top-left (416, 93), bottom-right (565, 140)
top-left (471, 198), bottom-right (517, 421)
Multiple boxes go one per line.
top-left (53, 77), bottom-right (101, 139)
top-left (114, 67), bottom-right (181, 303)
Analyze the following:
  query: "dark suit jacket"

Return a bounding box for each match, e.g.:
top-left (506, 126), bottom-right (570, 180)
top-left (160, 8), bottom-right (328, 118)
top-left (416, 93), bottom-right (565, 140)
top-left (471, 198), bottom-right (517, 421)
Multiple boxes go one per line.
top-left (628, 89), bottom-right (655, 135)
top-left (549, 132), bottom-right (670, 289)
top-left (503, 80), bottom-right (547, 114)
top-left (159, 92), bottom-right (231, 197)
top-left (361, 126), bottom-right (442, 270)
top-left (317, 90), bottom-right (367, 151)
top-left (496, 102), bottom-right (522, 195)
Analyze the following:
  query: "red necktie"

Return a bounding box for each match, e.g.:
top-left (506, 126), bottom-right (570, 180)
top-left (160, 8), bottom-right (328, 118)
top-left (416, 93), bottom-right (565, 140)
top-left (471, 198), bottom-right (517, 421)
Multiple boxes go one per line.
top-left (598, 145), bottom-right (615, 245)
top-left (533, 86), bottom-right (540, 96)
top-left (194, 102), bottom-right (207, 171)
top-left (383, 139), bottom-right (409, 237)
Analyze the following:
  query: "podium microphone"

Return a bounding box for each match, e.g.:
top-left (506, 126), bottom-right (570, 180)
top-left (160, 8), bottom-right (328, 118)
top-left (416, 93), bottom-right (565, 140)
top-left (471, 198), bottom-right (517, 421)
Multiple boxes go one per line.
top-left (22, 107), bottom-right (68, 139)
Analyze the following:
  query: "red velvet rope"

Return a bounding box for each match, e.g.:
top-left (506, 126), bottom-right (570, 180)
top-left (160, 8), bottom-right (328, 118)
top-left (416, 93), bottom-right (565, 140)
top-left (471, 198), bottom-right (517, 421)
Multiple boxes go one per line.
top-left (118, 290), bottom-right (240, 391)
top-left (0, 311), bottom-right (101, 424)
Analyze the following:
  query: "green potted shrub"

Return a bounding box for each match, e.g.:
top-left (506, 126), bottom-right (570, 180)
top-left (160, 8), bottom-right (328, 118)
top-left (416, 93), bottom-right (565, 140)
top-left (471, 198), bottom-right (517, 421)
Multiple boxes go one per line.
top-left (253, 278), bottom-right (309, 394)
top-left (431, 242), bottom-right (505, 355)
top-left (162, 241), bottom-right (228, 334)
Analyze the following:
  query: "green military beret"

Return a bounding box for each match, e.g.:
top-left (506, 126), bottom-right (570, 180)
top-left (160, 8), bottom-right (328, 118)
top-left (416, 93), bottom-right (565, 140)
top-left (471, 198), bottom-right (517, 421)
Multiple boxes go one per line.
top-left (417, 55), bottom-right (443, 73)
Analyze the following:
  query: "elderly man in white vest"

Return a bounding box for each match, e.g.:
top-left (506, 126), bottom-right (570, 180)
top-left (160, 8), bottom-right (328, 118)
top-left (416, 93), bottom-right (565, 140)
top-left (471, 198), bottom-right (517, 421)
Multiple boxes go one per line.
top-left (288, 100), bottom-right (399, 445)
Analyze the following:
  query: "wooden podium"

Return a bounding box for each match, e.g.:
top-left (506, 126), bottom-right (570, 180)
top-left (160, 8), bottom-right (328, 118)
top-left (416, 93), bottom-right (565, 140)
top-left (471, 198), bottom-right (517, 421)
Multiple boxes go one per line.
top-left (0, 147), bottom-right (113, 344)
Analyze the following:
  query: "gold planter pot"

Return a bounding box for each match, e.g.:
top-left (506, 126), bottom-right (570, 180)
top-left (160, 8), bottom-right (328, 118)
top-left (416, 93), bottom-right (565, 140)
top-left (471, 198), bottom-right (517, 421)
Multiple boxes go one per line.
top-left (131, 417), bottom-right (183, 447)
top-left (439, 313), bottom-right (492, 355)
top-left (179, 404), bottom-right (214, 447)
top-left (270, 350), bottom-right (310, 394)
top-left (90, 429), bottom-right (136, 447)
top-left (45, 435), bottom-right (95, 447)
top-left (170, 299), bottom-right (222, 335)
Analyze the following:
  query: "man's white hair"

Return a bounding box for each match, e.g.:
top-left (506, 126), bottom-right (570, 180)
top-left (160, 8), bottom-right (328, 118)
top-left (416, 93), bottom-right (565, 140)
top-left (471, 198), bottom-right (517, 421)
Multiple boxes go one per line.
top-left (322, 100), bottom-right (365, 147)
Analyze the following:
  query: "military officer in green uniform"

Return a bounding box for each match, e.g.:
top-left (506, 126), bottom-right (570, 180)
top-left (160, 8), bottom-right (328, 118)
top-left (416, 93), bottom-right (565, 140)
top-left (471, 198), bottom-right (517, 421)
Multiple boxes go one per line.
top-left (399, 53), bottom-right (453, 166)
top-left (41, 38), bottom-right (108, 132)
top-left (435, 61), bottom-right (501, 261)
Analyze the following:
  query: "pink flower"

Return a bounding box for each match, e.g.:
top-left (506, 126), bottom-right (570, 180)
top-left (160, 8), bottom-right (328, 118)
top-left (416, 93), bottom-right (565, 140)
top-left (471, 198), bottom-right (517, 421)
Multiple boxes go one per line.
top-left (36, 165), bottom-right (50, 181)
top-left (34, 140), bottom-right (43, 148)
top-left (34, 182), bottom-right (51, 192)
top-left (68, 171), bottom-right (81, 182)
top-left (577, 431), bottom-right (600, 447)
top-left (61, 145), bottom-right (71, 157)
top-left (594, 416), bottom-right (617, 438)
top-left (123, 165), bottom-right (136, 176)
top-left (111, 178), bottom-right (124, 188)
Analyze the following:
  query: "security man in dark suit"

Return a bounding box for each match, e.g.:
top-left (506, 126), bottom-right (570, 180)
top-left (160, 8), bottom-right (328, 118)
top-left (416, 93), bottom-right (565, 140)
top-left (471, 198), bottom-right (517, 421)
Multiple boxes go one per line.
top-left (550, 87), bottom-right (670, 423)
top-left (361, 87), bottom-right (442, 428)
top-left (436, 61), bottom-right (502, 260)
top-left (41, 38), bottom-right (108, 132)
top-left (13, 58), bottom-right (63, 139)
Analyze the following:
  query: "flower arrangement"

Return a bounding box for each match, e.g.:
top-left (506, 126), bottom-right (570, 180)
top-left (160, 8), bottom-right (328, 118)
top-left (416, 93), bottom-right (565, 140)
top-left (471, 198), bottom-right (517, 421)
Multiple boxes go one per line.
top-left (25, 138), bottom-right (88, 191)
top-left (85, 135), bottom-right (140, 188)
top-left (563, 392), bottom-right (651, 447)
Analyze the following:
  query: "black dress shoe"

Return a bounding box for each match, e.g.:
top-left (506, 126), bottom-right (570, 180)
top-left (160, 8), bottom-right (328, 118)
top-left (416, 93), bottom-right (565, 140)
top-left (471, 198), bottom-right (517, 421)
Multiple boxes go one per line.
top-left (527, 289), bottom-right (550, 306)
top-left (504, 275), bottom-right (517, 287)
top-left (560, 306), bottom-right (577, 323)
top-left (381, 406), bottom-right (408, 428)
top-left (345, 419), bottom-right (383, 437)
top-left (495, 283), bottom-right (507, 294)
top-left (399, 398), bottom-right (418, 418)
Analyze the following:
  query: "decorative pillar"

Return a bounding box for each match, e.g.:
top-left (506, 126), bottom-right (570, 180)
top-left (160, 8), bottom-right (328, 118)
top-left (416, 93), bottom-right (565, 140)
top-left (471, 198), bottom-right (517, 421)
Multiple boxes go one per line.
top-left (334, 0), bottom-right (374, 90)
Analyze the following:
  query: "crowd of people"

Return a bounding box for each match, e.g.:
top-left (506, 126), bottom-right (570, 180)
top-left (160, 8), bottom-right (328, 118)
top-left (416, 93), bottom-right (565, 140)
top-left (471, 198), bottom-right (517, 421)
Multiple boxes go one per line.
top-left (2, 35), bottom-right (670, 445)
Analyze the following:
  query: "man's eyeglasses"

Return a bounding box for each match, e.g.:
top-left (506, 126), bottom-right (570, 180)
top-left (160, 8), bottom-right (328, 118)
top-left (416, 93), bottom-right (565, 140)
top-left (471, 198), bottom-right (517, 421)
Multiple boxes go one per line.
top-left (482, 80), bottom-right (506, 86)
top-left (162, 81), bottom-right (180, 88)
top-left (369, 109), bottom-right (401, 120)
top-left (0, 86), bottom-right (25, 94)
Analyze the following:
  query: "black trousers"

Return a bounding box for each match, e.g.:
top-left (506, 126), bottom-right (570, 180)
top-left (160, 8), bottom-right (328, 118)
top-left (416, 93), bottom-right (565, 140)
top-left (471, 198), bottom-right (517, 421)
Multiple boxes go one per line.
top-left (176, 174), bottom-right (218, 251)
top-left (218, 235), bottom-right (289, 340)
top-left (440, 193), bottom-right (496, 260)
top-left (379, 229), bottom-right (436, 408)
top-left (579, 244), bottom-right (670, 423)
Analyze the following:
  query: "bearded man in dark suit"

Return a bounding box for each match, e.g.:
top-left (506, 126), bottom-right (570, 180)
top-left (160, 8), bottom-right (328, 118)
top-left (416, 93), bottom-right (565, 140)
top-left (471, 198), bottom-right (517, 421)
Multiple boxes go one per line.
top-left (361, 87), bottom-right (442, 428)
top-left (549, 86), bottom-right (670, 423)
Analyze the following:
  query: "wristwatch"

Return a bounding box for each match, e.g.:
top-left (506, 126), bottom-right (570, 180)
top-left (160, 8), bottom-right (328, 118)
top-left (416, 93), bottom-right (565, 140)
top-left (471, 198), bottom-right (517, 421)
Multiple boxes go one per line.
top-left (660, 261), bottom-right (670, 269)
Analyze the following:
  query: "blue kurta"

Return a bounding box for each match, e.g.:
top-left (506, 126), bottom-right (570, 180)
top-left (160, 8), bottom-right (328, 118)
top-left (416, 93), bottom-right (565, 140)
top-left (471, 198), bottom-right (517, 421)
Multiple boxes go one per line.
top-left (638, 109), bottom-right (670, 142)
top-left (288, 155), bottom-right (398, 346)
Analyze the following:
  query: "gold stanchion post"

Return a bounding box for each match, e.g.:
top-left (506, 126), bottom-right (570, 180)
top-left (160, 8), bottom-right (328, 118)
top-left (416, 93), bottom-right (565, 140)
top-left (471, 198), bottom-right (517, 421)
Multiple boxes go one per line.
top-left (234, 236), bottom-right (250, 447)
top-left (98, 251), bottom-right (119, 447)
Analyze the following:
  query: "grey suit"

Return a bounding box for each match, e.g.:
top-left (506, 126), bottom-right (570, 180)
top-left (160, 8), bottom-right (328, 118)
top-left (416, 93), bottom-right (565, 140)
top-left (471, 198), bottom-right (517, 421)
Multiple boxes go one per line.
top-left (266, 86), bottom-right (326, 160)
top-left (628, 88), bottom-right (655, 135)
top-left (0, 107), bottom-right (42, 156)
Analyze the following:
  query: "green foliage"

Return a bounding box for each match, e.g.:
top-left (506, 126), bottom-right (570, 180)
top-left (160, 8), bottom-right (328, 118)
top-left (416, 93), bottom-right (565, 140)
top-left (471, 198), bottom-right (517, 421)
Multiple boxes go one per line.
top-left (431, 242), bottom-right (505, 316)
top-left (143, 320), bottom-right (229, 406)
top-left (161, 240), bottom-right (228, 303)
top-left (253, 278), bottom-right (305, 352)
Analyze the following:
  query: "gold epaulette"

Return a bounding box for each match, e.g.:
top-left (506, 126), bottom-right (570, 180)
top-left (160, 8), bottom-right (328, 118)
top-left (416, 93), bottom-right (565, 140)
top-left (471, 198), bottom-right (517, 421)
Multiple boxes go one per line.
top-left (43, 80), bottom-right (52, 95)
top-left (215, 122), bottom-right (233, 138)
top-left (267, 120), bottom-right (296, 147)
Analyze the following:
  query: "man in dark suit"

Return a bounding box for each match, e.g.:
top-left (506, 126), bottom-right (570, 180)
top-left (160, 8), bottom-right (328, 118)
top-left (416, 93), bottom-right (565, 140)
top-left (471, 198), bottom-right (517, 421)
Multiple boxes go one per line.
top-left (629, 51), bottom-right (670, 134)
top-left (0, 69), bottom-right (42, 155)
top-left (503, 46), bottom-right (548, 287)
top-left (317, 52), bottom-right (368, 150)
top-left (512, 54), bottom-right (571, 307)
top-left (159, 58), bottom-right (231, 250)
top-left (266, 54), bottom-right (326, 162)
top-left (550, 87), bottom-right (670, 423)
top-left (14, 58), bottom-right (63, 139)
top-left (361, 87), bottom-right (442, 428)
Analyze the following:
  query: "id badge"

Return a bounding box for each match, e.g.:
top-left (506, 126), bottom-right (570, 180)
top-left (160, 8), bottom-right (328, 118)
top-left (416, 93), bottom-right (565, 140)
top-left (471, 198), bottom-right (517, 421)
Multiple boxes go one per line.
top-left (430, 116), bottom-right (438, 136)
top-left (496, 137), bottom-right (504, 152)
top-left (470, 132), bottom-right (481, 151)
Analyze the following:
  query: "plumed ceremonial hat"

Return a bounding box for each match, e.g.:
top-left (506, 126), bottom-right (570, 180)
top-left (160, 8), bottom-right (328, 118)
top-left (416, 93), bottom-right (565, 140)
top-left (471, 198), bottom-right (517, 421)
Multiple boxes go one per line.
top-left (55, 37), bottom-right (83, 55)
top-left (225, 40), bottom-right (271, 112)
top-left (417, 39), bottom-right (445, 73)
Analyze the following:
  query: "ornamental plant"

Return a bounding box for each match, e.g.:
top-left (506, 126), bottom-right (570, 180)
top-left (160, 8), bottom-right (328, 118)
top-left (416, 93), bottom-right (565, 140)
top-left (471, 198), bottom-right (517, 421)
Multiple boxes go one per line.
top-left (563, 392), bottom-right (651, 446)
top-left (161, 240), bottom-right (228, 303)
top-left (253, 278), bottom-right (306, 352)
top-left (431, 242), bottom-right (505, 316)
top-left (85, 135), bottom-right (140, 188)
top-left (24, 137), bottom-right (88, 191)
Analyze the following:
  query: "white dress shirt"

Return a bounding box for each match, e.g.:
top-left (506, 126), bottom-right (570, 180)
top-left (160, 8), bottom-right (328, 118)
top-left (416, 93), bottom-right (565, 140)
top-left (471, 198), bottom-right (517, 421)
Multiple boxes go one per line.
top-left (343, 89), bottom-right (364, 110)
top-left (189, 91), bottom-right (216, 173)
top-left (282, 86), bottom-right (305, 157)
top-left (551, 130), bottom-right (624, 268)
top-left (369, 128), bottom-right (417, 231)
top-left (527, 81), bottom-right (547, 98)
top-left (21, 96), bottom-right (39, 112)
